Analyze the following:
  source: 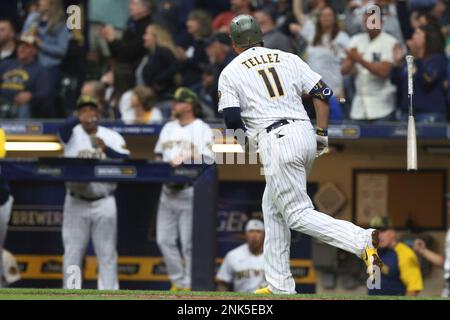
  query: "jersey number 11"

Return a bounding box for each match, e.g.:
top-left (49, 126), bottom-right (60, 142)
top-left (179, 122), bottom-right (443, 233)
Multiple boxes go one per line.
top-left (258, 67), bottom-right (285, 98)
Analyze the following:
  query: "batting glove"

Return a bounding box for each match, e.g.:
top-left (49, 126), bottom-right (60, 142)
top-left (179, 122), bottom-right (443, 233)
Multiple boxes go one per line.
top-left (316, 127), bottom-right (329, 158)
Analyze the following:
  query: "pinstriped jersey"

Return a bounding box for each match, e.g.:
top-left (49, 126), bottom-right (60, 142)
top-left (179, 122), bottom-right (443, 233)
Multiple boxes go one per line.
top-left (218, 46), bottom-right (322, 137)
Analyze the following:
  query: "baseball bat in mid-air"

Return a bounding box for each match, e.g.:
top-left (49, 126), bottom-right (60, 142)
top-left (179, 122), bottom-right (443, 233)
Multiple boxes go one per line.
top-left (406, 55), bottom-right (417, 171)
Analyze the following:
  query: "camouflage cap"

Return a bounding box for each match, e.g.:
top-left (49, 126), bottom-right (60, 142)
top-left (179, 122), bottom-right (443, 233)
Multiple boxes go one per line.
top-left (369, 216), bottom-right (393, 230)
top-left (77, 95), bottom-right (99, 110)
top-left (173, 87), bottom-right (200, 106)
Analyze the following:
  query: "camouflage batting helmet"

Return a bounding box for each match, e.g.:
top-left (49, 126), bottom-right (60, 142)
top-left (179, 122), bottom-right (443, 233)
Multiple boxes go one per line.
top-left (230, 14), bottom-right (263, 48)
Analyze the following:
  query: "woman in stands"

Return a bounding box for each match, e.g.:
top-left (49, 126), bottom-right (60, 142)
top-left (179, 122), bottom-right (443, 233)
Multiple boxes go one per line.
top-left (391, 25), bottom-right (448, 123)
top-left (22, 0), bottom-right (70, 118)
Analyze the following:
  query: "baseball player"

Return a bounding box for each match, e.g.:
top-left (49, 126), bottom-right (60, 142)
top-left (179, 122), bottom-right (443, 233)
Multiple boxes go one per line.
top-left (216, 219), bottom-right (266, 293)
top-left (0, 180), bottom-right (13, 288)
top-left (218, 15), bottom-right (382, 294)
top-left (154, 87), bottom-right (214, 291)
top-left (58, 96), bottom-right (130, 290)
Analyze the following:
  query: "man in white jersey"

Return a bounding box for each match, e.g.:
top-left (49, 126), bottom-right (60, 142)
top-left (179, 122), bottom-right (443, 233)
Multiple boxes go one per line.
top-left (217, 219), bottom-right (266, 293)
top-left (218, 15), bottom-right (382, 294)
top-left (58, 96), bottom-right (130, 290)
top-left (154, 87), bottom-right (214, 291)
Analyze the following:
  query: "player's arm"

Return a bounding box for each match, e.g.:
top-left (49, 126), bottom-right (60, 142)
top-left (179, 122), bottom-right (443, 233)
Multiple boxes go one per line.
top-left (216, 254), bottom-right (234, 292)
top-left (58, 117), bottom-right (80, 143)
top-left (309, 80), bottom-right (332, 131)
top-left (309, 80), bottom-right (333, 157)
top-left (97, 134), bottom-right (130, 159)
top-left (223, 107), bottom-right (247, 132)
top-left (154, 125), bottom-right (166, 161)
top-left (104, 146), bottom-right (130, 159)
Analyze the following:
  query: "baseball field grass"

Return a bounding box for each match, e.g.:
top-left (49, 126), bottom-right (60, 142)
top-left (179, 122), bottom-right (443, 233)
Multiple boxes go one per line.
top-left (0, 289), bottom-right (448, 300)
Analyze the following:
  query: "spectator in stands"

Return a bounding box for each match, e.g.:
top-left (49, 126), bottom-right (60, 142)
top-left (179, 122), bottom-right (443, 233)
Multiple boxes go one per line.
top-left (81, 81), bottom-right (116, 120)
top-left (137, 24), bottom-right (179, 100)
top-left (292, 6), bottom-right (350, 97)
top-left (290, 0), bottom-right (329, 37)
top-left (391, 25), bottom-right (447, 123)
top-left (368, 216), bottom-right (423, 296)
top-left (22, 0), bottom-right (70, 117)
top-left (128, 85), bottom-right (163, 124)
top-left (87, 0), bottom-right (129, 68)
top-left (344, 0), bottom-right (405, 45)
top-left (213, 0), bottom-right (253, 33)
top-left (413, 227), bottom-right (450, 297)
top-left (0, 19), bottom-right (16, 62)
top-left (269, 0), bottom-right (298, 37)
top-left (100, 0), bottom-right (153, 93)
top-left (176, 10), bottom-right (212, 87)
top-left (191, 65), bottom-right (218, 120)
top-left (152, 0), bottom-right (181, 36)
top-left (341, 8), bottom-right (398, 122)
top-left (254, 9), bottom-right (293, 52)
top-left (410, 0), bottom-right (448, 23)
top-left (0, 34), bottom-right (50, 118)
top-left (216, 220), bottom-right (266, 293)
top-left (206, 33), bottom-right (235, 114)
top-left (410, 11), bottom-right (442, 31)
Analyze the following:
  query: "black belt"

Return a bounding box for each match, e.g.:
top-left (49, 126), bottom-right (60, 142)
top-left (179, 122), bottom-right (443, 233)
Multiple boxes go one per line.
top-left (70, 192), bottom-right (112, 202)
top-left (266, 120), bottom-right (298, 133)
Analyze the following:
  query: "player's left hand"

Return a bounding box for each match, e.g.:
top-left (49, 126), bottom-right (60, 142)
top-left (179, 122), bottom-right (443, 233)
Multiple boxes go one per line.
top-left (316, 134), bottom-right (329, 158)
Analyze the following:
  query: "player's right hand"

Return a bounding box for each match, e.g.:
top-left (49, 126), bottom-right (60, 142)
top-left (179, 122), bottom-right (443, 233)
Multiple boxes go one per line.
top-left (316, 135), bottom-right (329, 158)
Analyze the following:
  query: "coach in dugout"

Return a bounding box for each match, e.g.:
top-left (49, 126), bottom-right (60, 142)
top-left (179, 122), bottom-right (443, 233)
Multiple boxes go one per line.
top-left (58, 96), bottom-right (130, 290)
top-left (216, 219), bottom-right (266, 293)
top-left (368, 216), bottom-right (423, 296)
top-left (154, 87), bottom-right (214, 291)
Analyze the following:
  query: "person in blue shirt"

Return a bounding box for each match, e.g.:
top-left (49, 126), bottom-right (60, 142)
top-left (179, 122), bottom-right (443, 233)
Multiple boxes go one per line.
top-left (22, 0), bottom-right (71, 117)
top-left (368, 216), bottom-right (424, 296)
top-left (0, 34), bottom-right (50, 118)
top-left (391, 24), bottom-right (447, 123)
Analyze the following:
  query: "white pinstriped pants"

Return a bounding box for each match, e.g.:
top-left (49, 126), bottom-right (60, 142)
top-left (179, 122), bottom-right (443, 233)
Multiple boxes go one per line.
top-left (258, 121), bottom-right (373, 294)
top-left (0, 196), bottom-right (13, 287)
top-left (156, 186), bottom-right (193, 289)
top-left (62, 195), bottom-right (118, 290)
